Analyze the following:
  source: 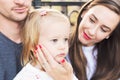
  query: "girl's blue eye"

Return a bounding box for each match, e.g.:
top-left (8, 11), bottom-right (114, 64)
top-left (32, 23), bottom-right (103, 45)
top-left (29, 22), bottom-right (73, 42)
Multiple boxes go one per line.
top-left (64, 38), bottom-right (68, 42)
top-left (52, 39), bottom-right (58, 42)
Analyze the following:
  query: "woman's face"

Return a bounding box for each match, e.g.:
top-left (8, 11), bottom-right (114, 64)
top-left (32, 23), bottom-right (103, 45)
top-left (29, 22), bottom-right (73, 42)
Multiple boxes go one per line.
top-left (78, 5), bottom-right (119, 46)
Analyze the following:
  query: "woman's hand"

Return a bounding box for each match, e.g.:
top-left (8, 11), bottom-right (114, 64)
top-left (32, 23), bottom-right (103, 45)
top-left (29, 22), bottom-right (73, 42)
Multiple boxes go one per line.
top-left (35, 45), bottom-right (73, 80)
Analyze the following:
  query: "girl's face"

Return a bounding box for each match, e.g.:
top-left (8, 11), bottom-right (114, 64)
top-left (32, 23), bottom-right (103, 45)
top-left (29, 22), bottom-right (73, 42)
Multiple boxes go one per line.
top-left (78, 5), bottom-right (119, 46)
top-left (39, 19), bottom-right (70, 62)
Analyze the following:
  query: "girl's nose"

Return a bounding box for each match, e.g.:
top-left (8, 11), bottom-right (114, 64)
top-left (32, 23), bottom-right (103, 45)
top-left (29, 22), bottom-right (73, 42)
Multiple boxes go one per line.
top-left (58, 41), bottom-right (66, 50)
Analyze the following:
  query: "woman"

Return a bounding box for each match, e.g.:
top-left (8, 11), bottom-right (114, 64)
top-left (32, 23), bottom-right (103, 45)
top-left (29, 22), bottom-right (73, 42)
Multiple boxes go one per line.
top-left (69, 0), bottom-right (120, 80)
top-left (35, 0), bottom-right (120, 80)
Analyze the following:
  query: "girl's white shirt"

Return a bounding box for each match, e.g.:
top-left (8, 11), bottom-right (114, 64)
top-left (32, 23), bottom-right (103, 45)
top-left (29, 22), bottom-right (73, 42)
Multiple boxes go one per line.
top-left (13, 63), bottom-right (78, 80)
top-left (82, 45), bottom-right (97, 80)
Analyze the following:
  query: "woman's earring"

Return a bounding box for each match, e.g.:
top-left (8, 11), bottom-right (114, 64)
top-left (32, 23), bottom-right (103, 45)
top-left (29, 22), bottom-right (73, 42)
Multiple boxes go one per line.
top-left (106, 36), bottom-right (109, 39)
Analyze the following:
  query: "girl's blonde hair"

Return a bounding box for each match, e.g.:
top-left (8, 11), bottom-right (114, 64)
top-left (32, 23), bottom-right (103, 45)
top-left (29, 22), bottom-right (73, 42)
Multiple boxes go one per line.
top-left (21, 8), bottom-right (70, 66)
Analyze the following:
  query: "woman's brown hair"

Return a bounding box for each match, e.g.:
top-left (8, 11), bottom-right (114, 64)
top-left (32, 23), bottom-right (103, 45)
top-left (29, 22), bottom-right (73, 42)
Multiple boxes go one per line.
top-left (69, 0), bottom-right (120, 80)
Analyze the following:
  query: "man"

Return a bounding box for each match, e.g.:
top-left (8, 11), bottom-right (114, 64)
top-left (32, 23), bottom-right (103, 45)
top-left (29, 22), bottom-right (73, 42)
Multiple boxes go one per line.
top-left (0, 0), bottom-right (75, 80)
top-left (0, 0), bottom-right (32, 80)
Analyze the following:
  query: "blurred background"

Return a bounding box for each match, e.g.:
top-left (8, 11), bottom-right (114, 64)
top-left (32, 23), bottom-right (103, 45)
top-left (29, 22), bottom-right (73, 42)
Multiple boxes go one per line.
top-left (32, 0), bottom-right (88, 29)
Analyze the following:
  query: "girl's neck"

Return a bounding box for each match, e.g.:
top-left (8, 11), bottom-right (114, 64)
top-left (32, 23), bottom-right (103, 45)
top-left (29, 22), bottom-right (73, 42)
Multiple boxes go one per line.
top-left (30, 61), bottom-right (45, 71)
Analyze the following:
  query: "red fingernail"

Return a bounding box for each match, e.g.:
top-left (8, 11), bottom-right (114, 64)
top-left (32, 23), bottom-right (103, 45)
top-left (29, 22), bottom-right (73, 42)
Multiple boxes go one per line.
top-left (36, 56), bottom-right (38, 60)
top-left (34, 50), bottom-right (37, 54)
top-left (39, 45), bottom-right (42, 48)
top-left (61, 59), bottom-right (65, 63)
top-left (35, 46), bottom-right (38, 50)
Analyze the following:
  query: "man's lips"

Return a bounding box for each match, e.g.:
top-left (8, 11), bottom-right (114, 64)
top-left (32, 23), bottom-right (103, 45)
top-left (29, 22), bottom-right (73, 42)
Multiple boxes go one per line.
top-left (83, 32), bottom-right (91, 40)
top-left (13, 7), bottom-right (27, 13)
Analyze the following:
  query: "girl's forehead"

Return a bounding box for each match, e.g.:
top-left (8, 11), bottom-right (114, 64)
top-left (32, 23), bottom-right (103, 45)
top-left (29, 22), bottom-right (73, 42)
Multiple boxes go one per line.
top-left (39, 20), bottom-right (70, 33)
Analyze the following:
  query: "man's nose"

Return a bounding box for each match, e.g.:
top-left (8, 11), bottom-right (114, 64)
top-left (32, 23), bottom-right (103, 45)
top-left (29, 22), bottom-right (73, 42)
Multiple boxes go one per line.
top-left (14, 0), bottom-right (25, 5)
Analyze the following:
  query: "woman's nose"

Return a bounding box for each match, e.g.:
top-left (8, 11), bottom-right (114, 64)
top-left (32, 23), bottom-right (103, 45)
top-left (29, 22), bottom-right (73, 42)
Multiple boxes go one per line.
top-left (88, 25), bottom-right (98, 36)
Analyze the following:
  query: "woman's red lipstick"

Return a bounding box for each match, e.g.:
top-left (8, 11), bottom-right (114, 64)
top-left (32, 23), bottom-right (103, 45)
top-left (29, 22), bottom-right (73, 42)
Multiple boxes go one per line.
top-left (83, 32), bottom-right (91, 40)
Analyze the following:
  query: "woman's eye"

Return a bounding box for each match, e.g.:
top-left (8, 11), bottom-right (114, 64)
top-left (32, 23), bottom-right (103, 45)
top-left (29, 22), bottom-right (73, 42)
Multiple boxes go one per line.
top-left (89, 17), bottom-right (95, 23)
top-left (101, 28), bottom-right (108, 32)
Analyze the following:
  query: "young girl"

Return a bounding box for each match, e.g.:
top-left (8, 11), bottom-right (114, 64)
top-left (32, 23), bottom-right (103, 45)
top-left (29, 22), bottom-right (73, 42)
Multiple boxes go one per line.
top-left (13, 9), bottom-right (78, 80)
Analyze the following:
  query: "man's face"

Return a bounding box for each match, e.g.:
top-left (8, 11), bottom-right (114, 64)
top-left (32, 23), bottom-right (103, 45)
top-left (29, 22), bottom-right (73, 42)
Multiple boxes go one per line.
top-left (0, 0), bottom-right (32, 22)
